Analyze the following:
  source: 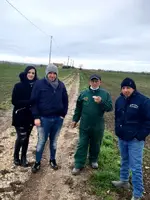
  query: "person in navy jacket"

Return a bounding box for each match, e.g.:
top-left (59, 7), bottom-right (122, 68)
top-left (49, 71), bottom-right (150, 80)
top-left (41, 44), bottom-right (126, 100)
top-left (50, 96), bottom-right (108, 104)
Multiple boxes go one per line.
top-left (31, 64), bottom-right (68, 173)
top-left (12, 65), bottom-right (38, 167)
top-left (112, 78), bottom-right (150, 200)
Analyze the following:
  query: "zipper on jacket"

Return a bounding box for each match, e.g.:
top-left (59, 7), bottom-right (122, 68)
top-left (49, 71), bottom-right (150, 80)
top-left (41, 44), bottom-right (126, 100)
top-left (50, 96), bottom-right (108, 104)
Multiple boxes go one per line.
top-left (15, 107), bottom-right (26, 114)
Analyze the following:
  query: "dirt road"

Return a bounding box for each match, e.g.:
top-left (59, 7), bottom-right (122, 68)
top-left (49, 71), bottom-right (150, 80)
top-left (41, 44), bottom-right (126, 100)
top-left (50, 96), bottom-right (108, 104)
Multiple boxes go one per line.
top-left (20, 73), bottom-right (99, 200)
top-left (0, 73), bottom-right (99, 200)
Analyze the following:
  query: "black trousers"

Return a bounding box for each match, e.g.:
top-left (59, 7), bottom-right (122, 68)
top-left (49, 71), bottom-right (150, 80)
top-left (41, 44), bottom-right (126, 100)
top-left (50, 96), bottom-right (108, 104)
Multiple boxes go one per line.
top-left (14, 125), bottom-right (33, 160)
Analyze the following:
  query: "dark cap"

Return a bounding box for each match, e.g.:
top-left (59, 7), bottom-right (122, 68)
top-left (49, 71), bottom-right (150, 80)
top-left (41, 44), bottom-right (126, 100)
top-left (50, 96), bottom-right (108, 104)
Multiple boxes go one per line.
top-left (90, 74), bottom-right (101, 80)
top-left (121, 77), bottom-right (136, 90)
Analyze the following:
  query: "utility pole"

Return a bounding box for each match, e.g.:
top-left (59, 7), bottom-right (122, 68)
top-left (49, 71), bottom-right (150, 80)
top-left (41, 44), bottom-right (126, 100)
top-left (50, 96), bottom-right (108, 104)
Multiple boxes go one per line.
top-left (49, 35), bottom-right (53, 64)
top-left (67, 56), bottom-right (70, 66)
top-left (70, 59), bottom-right (72, 67)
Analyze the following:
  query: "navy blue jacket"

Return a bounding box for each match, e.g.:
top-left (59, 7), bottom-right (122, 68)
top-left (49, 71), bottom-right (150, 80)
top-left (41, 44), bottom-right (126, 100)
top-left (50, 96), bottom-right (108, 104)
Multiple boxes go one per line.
top-left (31, 78), bottom-right (68, 119)
top-left (12, 71), bottom-right (37, 127)
top-left (115, 91), bottom-right (150, 141)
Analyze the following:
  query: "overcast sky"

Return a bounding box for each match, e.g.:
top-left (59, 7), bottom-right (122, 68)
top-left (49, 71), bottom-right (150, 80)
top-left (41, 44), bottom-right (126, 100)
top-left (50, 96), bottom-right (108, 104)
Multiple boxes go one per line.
top-left (1, 0), bottom-right (150, 72)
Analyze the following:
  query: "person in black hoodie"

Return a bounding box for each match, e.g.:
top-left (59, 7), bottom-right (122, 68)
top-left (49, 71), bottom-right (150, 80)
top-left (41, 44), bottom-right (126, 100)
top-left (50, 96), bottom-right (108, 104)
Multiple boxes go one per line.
top-left (12, 65), bottom-right (38, 167)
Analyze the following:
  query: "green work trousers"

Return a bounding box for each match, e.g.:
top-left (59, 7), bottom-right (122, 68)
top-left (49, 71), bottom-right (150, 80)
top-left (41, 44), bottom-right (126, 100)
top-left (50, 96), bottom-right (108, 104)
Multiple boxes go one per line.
top-left (74, 127), bottom-right (104, 169)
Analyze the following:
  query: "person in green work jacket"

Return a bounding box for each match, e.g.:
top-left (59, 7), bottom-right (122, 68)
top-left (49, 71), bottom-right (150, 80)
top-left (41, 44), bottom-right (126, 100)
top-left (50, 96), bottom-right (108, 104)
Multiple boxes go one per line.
top-left (71, 74), bottom-right (113, 175)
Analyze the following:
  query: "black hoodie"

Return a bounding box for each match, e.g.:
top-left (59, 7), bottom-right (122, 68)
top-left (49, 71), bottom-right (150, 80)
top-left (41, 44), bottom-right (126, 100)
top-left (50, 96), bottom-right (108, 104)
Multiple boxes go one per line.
top-left (12, 66), bottom-right (38, 126)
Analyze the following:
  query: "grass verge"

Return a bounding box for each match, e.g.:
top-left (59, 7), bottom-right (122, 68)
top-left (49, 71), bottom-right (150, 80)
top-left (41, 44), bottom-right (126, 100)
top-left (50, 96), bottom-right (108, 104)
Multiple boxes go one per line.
top-left (89, 131), bottom-right (120, 200)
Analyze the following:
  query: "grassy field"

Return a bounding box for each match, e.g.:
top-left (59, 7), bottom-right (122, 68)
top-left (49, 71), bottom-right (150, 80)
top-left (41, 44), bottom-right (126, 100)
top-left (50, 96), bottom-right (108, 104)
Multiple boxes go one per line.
top-left (80, 69), bottom-right (150, 98)
top-left (79, 70), bottom-right (150, 200)
top-left (0, 63), bottom-right (74, 109)
top-left (0, 63), bottom-right (149, 199)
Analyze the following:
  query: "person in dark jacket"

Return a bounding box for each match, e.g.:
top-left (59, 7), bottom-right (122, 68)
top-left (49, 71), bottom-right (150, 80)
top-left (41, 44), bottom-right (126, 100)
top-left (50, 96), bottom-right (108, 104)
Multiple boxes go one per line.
top-left (112, 78), bottom-right (150, 200)
top-left (71, 74), bottom-right (113, 175)
top-left (12, 65), bottom-right (38, 167)
top-left (31, 64), bottom-right (68, 173)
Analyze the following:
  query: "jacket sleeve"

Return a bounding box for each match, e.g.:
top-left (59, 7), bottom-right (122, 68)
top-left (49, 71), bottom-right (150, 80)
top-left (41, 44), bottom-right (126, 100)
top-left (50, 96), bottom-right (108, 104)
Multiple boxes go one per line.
top-left (62, 85), bottom-right (69, 117)
top-left (11, 84), bottom-right (30, 107)
top-left (72, 93), bottom-right (83, 122)
top-left (30, 81), bottom-right (40, 119)
top-left (114, 98), bottom-right (119, 128)
top-left (100, 92), bottom-right (113, 112)
top-left (137, 98), bottom-right (150, 140)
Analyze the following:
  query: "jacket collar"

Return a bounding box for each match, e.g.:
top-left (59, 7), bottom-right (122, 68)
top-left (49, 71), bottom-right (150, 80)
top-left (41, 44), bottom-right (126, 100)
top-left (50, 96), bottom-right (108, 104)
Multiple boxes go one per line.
top-left (89, 86), bottom-right (100, 91)
top-left (120, 90), bottom-right (137, 99)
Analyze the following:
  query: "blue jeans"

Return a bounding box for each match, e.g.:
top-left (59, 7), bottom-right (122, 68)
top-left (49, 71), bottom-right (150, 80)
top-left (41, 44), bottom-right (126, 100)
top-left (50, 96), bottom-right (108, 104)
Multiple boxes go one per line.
top-left (118, 138), bottom-right (144, 198)
top-left (36, 116), bottom-right (64, 162)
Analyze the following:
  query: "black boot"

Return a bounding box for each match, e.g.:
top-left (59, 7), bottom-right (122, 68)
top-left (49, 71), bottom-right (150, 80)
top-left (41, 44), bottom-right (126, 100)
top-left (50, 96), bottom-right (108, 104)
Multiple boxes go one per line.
top-left (21, 137), bottom-right (29, 167)
top-left (14, 156), bottom-right (21, 166)
top-left (32, 162), bottom-right (41, 173)
top-left (50, 159), bottom-right (58, 170)
top-left (14, 138), bottom-right (21, 166)
top-left (21, 156), bottom-right (29, 167)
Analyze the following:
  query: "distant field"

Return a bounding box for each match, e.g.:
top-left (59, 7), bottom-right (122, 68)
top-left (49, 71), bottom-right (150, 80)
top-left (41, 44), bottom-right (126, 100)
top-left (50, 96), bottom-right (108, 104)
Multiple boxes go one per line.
top-left (80, 69), bottom-right (150, 97)
top-left (0, 63), bottom-right (74, 109)
top-left (1, 62), bottom-right (150, 110)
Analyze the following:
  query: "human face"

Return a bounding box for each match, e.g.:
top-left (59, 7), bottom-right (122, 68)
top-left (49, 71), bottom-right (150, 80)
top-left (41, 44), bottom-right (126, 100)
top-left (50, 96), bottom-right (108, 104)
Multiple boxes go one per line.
top-left (121, 86), bottom-right (134, 97)
top-left (47, 72), bottom-right (57, 81)
top-left (27, 69), bottom-right (35, 80)
top-left (90, 79), bottom-right (101, 89)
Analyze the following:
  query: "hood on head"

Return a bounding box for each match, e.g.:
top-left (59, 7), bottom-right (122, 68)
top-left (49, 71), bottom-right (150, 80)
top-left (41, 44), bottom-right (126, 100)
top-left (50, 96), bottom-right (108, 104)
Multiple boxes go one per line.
top-left (19, 65), bottom-right (38, 82)
top-left (19, 72), bottom-right (26, 82)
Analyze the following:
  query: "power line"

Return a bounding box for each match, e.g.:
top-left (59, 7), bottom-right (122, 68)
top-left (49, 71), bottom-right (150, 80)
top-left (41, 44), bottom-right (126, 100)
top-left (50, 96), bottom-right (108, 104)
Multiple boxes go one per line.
top-left (5, 0), bottom-right (71, 64)
top-left (5, 0), bottom-right (49, 37)
top-left (5, 0), bottom-right (56, 64)
top-left (53, 38), bottom-right (60, 49)
top-left (67, 56), bottom-right (70, 66)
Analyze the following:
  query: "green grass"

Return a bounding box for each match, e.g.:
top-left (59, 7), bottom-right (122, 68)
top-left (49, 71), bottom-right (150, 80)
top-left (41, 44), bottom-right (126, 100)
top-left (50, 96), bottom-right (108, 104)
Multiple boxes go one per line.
top-left (0, 63), bottom-right (75, 109)
top-left (0, 63), bottom-right (25, 109)
top-left (89, 131), bottom-right (120, 199)
top-left (79, 70), bottom-right (89, 91)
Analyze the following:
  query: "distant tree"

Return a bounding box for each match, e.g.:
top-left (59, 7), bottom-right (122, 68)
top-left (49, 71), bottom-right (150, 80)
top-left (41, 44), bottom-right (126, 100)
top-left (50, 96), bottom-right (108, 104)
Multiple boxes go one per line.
top-left (79, 64), bottom-right (83, 70)
top-left (62, 65), bottom-right (72, 69)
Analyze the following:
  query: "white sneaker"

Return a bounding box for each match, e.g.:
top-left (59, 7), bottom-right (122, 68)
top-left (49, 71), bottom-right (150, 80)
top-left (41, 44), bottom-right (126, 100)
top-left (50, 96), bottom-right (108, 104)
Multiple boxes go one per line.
top-left (131, 196), bottom-right (141, 200)
top-left (112, 180), bottom-right (130, 189)
top-left (72, 168), bottom-right (81, 175)
top-left (91, 162), bottom-right (98, 169)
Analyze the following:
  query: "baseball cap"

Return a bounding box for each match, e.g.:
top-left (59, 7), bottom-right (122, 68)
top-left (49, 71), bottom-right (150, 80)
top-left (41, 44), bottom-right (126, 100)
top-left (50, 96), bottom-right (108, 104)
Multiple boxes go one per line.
top-left (90, 74), bottom-right (101, 80)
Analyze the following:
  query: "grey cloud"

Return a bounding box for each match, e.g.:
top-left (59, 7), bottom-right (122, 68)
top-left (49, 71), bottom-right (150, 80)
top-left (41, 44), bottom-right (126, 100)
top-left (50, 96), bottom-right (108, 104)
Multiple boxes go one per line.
top-left (1, 0), bottom-right (150, 71)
